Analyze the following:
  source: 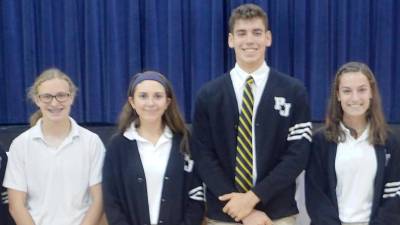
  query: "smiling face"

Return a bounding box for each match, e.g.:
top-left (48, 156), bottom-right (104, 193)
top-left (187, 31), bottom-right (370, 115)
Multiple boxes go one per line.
top-left (129, 80), bottom-right (171, 126)
top-left (34, 78), bottom-right (74, 124)
top-left (337, 72), bottom-right (372, 122)
top-left (228, 18), bottom-right (272, 72)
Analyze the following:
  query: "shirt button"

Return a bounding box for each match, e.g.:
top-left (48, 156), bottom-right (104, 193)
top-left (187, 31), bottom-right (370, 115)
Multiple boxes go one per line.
top-left (159, 220), bottom-right (164, 224)
top-left (161, 198), bottom-right (166, 202)
top-left (164, 176), bottom-right (169, 181)
top-left (137, 177), bottom-right (144, 182)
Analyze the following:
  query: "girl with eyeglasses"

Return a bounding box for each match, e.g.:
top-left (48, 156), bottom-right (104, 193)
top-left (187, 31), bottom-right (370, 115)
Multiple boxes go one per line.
top-left (102, 71), bottom-right (205, 225)
top-left (305, 62), bottom-right (400, 225)
top-left (3, 68), bottom-right (105, 225)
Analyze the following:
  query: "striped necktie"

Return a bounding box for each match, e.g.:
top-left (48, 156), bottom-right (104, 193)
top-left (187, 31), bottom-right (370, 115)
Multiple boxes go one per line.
top-left (235, 76), bottom-right (254, 192)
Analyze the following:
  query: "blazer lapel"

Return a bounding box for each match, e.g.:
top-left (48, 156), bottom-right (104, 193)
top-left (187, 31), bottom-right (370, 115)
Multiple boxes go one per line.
top-left (164, 135), bottom-right (184, 179)
top-left (371, 144), bottom-right (386, 217)
top-left (327, 142), bottom-right (339, 208)
top-left (223, 75), bottom-right (240, 171)
top-left (254, 70), bottom-right (279, 173)
top-left (126, 139), bottom-right (151, 223)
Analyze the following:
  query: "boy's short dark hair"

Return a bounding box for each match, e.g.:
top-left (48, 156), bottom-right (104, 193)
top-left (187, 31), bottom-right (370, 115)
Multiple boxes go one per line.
top-left (229, 3), bottom-right (269, 33)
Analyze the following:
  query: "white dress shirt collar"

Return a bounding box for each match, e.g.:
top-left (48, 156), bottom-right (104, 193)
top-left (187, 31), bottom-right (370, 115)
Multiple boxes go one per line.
top-left (231, 62), bottom-right (270, 88)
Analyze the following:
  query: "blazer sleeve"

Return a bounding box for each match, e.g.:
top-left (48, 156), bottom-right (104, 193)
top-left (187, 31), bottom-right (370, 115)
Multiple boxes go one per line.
top-left (370, 134), bottom-right (400, 225)
top-left (252, 84), bottom-right (312, 204)
top-left (305, 133), bottom-right (341, 225)
top-left (183, 162), bottom-right (205, 225)
top-left (191, 89), bottom-right (236, 197)
top-left (102, 139), bottom-right (130, 225)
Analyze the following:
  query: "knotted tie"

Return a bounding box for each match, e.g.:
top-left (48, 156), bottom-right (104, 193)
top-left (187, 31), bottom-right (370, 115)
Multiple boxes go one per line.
top-left (235, 76), bottom-right (254, 192)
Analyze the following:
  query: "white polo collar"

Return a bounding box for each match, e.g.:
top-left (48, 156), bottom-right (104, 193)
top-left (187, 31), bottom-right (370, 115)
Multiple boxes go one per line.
top-left (31, 117), bottom-right (80, 141)
top-left (123, 122), bottom-right (173, 142)
top-left (340, 122), bottom-right (370, 142)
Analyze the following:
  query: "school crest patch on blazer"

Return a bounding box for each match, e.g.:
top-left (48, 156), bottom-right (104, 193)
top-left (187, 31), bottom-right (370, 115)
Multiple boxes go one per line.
top-left (274, 97), bottom-right (291, 117)
top-left (184, 154), bottom-right (194, 172)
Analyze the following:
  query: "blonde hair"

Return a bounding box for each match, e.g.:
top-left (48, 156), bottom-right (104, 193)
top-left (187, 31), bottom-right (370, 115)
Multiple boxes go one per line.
top-left (28, 68), bottom-right (77, 126)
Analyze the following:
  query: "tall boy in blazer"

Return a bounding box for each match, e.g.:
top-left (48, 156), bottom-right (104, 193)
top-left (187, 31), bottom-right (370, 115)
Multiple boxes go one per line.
top-left (192, 3), bottom-right (311, 225)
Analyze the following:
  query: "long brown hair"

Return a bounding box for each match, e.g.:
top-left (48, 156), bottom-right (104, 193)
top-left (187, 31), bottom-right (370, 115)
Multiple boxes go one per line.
top-left (324, 62), bottom-right (388, 145)
top-left (117, 71), bottom-right (190, 154)
top-left (27, 68), bottom-right (77, 127)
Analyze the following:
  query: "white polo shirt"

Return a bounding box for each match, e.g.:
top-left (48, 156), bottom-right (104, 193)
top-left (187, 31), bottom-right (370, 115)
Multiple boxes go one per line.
top-left (3, 118), bottom-right (105, 225)
top-left (124, 123), bottom-right (172, 225)
top-left (335, 123), bottom-right (376, 223)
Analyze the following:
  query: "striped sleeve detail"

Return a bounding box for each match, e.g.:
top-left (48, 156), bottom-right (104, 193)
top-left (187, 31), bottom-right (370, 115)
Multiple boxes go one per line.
top-left (383, 181), bottom-right (400, 198)
top-left (287, 122), bottom-right (312, 142)
top-left (188, 185), bottom-right (205, 201)
top-left (1, 191), bottom-right (8, 204)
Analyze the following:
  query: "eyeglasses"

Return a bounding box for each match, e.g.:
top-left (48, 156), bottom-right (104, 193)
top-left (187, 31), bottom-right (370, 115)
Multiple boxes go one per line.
top-left (38, 92), bottom-right (71, 103)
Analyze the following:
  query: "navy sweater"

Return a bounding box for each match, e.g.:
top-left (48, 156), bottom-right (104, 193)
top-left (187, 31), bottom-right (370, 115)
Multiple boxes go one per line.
top-left (103, 133), bottom-right (204, 225)
top-left (306, 130), bottom-right (400, 225)
top-left (191, 69), bottom-right (311, 221)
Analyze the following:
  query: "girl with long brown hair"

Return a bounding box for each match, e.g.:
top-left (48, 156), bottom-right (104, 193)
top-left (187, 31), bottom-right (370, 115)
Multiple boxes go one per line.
top-left (102, 71), bottom-right (204, 225)
top-left (306, 62), bottom-right (400, 225)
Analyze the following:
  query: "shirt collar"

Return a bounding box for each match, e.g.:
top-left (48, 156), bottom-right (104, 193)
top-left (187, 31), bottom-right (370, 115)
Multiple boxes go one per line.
top-left (340, 122), bottom-right (370, 142)
top-left (123, 122), bottom-right (173, 142)
top-left (232, 61), bottom-right (270, 87)
top-left (31, 117), bottom-right (80, 141)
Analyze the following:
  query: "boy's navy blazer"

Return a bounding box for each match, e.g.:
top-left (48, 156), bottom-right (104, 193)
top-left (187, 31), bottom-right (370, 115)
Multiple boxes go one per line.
top-left (192, 68), bottom-right (311, 221)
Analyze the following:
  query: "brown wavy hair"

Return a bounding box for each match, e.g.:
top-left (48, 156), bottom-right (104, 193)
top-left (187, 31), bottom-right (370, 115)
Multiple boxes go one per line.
top-left (229, 3), bottom-right (269, 33)
top-left (27, 68), bottom-right (77, 127)
top-left (324, 62), bottom-right (388, 145)
top-left (117, 71), bottom-right (190, 154)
